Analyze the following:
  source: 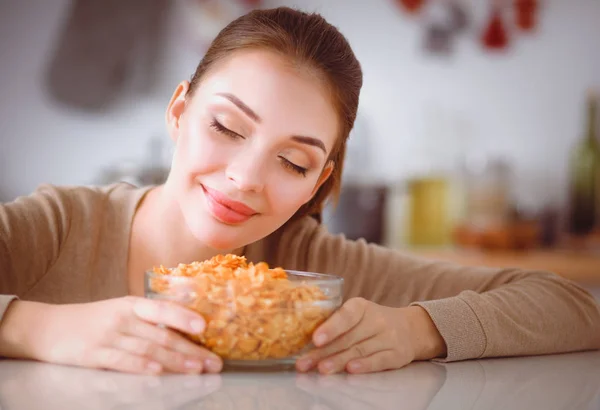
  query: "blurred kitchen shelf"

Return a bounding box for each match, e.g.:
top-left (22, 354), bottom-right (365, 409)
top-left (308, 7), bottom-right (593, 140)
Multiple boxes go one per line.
top-left (410, 248), bottom-right (600, 286)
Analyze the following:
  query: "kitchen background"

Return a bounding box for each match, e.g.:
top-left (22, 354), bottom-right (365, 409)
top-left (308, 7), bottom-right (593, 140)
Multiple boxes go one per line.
top-left (1, 0), bottom-right (600, 288)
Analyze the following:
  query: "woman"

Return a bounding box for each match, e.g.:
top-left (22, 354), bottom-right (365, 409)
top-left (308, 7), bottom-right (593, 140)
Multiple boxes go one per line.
top-left (1, 7), bottom-right (598, 376)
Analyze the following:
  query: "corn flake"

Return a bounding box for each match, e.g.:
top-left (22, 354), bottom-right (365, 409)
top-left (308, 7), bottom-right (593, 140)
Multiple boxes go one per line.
top-left (150, 254), bottom-right (332, 360)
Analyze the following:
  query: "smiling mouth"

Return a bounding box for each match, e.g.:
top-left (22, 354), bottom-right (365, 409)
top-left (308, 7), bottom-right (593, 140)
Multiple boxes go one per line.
top-left (201, 184), bottom-right (258, 224)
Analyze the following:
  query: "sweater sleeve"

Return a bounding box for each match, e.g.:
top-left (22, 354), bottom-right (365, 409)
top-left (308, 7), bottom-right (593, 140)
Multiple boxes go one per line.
top-left (0, 185), bottom-right (72, 322)
top-left (273, 217), bottom-right (600, 362)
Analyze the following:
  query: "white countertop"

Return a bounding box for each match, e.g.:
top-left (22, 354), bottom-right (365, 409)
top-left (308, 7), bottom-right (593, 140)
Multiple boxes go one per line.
top-left (1, 350), bottom-right (599, 409)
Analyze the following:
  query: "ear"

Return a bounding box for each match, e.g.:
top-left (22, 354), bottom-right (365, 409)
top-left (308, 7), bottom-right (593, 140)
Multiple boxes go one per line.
top-left (309, 160), bottom-right (335, 199)
top-left (165, 81), bottom-right (190, 143)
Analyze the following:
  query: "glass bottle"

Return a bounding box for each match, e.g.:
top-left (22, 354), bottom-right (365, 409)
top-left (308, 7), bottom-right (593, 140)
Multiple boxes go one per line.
top-left (567, 91), bottom-right (600, 236)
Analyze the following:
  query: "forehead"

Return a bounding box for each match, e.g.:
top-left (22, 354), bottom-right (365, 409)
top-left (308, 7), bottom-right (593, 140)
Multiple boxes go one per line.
top-left (193, 49), bottom-right (339, 151)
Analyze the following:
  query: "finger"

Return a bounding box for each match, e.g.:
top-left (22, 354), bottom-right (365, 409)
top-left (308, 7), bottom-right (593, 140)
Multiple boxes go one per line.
top-left (126, 319), bottom-right (209, 357)
top-left (297, 319), bottom-right (380, 372)
top-left (312, 298), bottom-right (367, 347)
top-left (113, 335), bottom-right (204, 374)
top-left (346, 350), bottom-right (406, 374)
top-left (90, 347), bottom-right (163, 375)
top-left (124, 320), bottom-right (223, 373)
top-left (316, 336), bottom-right (388, 374)
top-left (131, 298), bottom-right (206, 336)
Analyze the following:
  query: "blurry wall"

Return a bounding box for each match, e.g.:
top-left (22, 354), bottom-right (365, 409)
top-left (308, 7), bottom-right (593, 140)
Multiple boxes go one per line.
top-left (1, 0), bottom-right (599, 208)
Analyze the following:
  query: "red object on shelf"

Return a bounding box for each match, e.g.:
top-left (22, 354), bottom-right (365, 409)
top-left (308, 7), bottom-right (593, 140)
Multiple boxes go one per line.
top-left (515, 0), bottom-right (538, 31)
top-left (397, 0), bottom-right (426, 14)
top-left (482, 7), bottom-right (509, 50)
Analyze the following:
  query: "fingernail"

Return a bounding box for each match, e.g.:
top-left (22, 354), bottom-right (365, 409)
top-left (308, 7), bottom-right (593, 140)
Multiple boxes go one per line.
top-left (347, 361), bottom-right (362, 372)
top-left (184, 360), bottom-right (203, 370)
top-left (147, 361), bottom-right (162, 373)
top-left (190, 319), bottom-right (205, 334)
top-left (297, 358), bottom-right (313, 372)
top-left (314, 333), bottom-right (327, 346)
top-left (204, 358), bottom-right (222, 373)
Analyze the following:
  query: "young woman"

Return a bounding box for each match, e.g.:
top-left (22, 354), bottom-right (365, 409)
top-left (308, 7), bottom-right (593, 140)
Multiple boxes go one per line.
top-left (1, 7), bottom-right (598, 376)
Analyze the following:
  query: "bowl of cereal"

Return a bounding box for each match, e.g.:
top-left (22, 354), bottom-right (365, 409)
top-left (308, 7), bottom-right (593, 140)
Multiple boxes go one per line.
top-left (144, 254), bottom-right (343, 369)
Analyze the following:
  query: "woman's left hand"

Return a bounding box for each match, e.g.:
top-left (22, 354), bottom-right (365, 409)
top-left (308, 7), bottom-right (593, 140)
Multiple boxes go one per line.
top-left (295, 297), bottom-right (447, 374)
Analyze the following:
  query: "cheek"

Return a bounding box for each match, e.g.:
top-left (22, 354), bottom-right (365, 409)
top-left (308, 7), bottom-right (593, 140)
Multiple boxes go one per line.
top-left (266, 176), bottom-right (317, 216)
top-left (176, 120), bottom-right (226, 175)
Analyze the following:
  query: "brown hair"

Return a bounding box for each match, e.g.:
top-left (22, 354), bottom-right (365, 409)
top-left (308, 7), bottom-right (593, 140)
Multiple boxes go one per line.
top-left (186, 7), bottom-right (362, 222)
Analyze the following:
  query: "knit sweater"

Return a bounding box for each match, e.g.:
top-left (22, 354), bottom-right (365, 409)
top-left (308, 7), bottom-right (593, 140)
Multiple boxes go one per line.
top-left (1, 183), bottom-right (599, 361)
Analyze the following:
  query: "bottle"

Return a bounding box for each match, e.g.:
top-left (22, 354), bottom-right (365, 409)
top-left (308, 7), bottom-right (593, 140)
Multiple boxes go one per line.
top-left (567, 91), bottom-right (600, 236)
top-left (407, 175), bottom-right (451, 247)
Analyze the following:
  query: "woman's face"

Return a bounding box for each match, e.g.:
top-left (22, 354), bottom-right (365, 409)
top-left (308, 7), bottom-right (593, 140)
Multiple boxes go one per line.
top-left (165, 49), bottom-right (338, 250)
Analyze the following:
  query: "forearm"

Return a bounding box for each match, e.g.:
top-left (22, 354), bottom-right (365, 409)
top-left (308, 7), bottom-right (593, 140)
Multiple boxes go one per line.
top-left (409, 271), bottom-right (600, 362)
top-left (460, 273), bottom-right (600, 357)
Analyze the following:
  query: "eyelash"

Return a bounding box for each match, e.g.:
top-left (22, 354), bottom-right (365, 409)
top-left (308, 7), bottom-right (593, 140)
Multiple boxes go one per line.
top-left (279, 157), bottom-right (308, 177)
top-left (210, 118), bottom-right (241, 140)
top-left (209, 118), bottom-right (308, 177)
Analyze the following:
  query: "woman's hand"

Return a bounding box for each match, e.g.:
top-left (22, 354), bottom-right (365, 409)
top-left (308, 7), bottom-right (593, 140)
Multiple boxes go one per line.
top-left (295, 298), bottom-right (447, 374)
top-left (5, 297), bottom-right (222, 375)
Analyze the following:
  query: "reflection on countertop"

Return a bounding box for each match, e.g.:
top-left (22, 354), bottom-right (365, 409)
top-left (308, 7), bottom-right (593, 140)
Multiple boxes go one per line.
top-left (1, 351), bottom-right (598, 409)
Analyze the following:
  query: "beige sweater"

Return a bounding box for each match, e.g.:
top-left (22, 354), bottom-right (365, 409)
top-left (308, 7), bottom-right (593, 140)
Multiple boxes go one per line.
top-left (1, 183), bottom-right (599, 362)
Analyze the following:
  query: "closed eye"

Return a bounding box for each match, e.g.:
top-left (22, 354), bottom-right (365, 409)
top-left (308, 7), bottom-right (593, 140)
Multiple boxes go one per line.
top-left (210, 118), bottom-right (244, 140)
top-left (279, 156), bottom-right (307, 177)
top-left (210, 117), bottom-right (308, 177)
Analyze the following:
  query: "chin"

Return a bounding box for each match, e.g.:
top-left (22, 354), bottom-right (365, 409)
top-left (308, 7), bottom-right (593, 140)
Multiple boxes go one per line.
top-left (183, 213), bottom-right (247, 251)
top-left (192, 223), bottom-right (243, 250)
top-left (205, 234), bottom-right (244, 251)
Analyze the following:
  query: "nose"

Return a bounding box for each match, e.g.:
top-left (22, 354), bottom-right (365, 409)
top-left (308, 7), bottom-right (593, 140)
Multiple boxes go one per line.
top-left (226, 152), bottom-right (267, 193)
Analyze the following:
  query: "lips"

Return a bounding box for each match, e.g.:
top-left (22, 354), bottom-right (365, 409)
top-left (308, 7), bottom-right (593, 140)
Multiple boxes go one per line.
top-left (202, 185), bottom-right (258, 224)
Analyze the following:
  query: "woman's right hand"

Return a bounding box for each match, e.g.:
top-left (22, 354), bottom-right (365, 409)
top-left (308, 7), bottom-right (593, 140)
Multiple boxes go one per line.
top-left (2, 296), bottom-right (222, 375)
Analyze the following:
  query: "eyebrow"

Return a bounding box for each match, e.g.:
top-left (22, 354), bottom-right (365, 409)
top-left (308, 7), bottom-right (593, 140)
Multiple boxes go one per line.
top-left (216, 92), bottom-right (327, 154)
top-left (217, 92), bottom-right (261, 123)
top-left (291, 135), bottom-right (327, 154)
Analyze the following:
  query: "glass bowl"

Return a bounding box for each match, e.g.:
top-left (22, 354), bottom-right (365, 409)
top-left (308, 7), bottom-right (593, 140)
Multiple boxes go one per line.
top-left (144, 269), bottom-right (343, 370)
